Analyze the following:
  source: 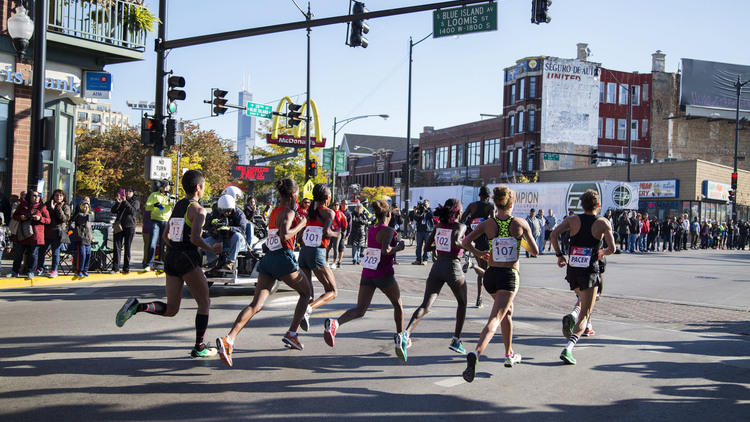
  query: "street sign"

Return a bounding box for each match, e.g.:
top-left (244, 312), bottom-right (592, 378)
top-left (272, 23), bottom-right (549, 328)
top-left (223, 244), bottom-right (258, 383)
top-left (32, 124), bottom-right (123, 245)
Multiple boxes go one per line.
top-left (246, 102), bottom-right (273, 118)
top-left (266, 134), bottom-right (326, 148)
top-left (322, 148), bottom-right (346, 171)
top-left (145, 156), bottom-right (172, 181)
top-left (302, 179), bottom-right (315, 200)
top-left (543, 153), bottom-right (560, 161)
top-left (232, 165), bottom-right (274, 182)
top-left (433, 3), bottom-right (497, 38)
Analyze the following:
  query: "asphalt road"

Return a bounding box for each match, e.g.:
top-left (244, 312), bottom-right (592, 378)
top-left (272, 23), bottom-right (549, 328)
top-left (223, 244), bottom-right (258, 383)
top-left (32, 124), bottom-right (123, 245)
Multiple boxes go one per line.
top-left (1, 249), bottom-right (748, 421)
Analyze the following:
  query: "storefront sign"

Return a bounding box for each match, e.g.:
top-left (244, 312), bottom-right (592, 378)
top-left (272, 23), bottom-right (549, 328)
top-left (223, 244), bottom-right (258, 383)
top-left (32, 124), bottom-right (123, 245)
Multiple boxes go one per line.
top-left (702, 180), bottom-right (729, 201)
top-left (638, 180), bottom-right (679, 198)
top-left (232, 165), bottom-right (274, 182)
top-left (0, 66), bottom-right (80, 94)
top-left (266, 134), bottom-right (326, 148)
top-left (83, 71), bottom-right (112, 99)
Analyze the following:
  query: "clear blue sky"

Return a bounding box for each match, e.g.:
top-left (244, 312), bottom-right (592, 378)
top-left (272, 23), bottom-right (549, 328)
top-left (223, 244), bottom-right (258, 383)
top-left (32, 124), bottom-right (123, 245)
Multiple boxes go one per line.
top-left (110, 0), bottom-right (750, 149)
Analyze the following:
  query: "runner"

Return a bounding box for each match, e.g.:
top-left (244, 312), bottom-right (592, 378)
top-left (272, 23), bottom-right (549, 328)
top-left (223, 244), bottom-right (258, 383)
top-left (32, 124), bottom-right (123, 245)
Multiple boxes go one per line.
top-left (551, 189), bottom-right (615, 365)
top-left (298, 184), bottom-right (340, 332)
top-left (322, 200), bottom-right (409, 361)
top-left (404, 198), bottom-right (468, 354)
top-left (461, 186), bottom-right (538, 382)
top-left (216, 178), bottom-right (312, 367)
top-left (459, 186), bottom-right (494, 308)
top-left (115, 170), bottom-right (222, 358)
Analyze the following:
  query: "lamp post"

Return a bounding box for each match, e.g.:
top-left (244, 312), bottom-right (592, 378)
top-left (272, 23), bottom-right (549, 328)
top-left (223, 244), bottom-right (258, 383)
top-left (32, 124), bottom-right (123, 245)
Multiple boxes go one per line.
top-left (331, 114), bottom-right (388, 200)
top-left (7, 4), bottom-right (34, 60)
top-left (733, 75), bottom-right (749, 221)
top-left (405, 32), bottom-right (431, 212)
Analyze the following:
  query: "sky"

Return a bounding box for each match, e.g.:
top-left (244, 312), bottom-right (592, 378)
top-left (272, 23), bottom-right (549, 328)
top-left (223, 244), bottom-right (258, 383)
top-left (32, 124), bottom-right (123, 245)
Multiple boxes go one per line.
top-left (109, 0), bottom-right (750, 151)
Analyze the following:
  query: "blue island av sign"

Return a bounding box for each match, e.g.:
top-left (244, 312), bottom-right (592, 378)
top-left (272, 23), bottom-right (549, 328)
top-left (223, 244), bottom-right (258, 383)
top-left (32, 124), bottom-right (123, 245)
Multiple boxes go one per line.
top-left (83, 71), bottom-right (112, 99)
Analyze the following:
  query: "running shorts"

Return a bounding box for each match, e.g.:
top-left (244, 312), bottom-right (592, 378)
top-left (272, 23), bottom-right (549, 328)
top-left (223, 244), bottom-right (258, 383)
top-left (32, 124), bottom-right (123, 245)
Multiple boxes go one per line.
top-left (360, 274), bottom-right (397, 290)
top-left (299, 246), bottom-right (328, 270)
top-left (483, 266), bottom-right (520, 294)
top-left (164, 248), bottom-right (201, 277)
top-left (427, 257), bottom-right (464, 288)
top-left (257, 249), bottom-right (298, 280)
top-left (565, 271), bottom-right (601, 291)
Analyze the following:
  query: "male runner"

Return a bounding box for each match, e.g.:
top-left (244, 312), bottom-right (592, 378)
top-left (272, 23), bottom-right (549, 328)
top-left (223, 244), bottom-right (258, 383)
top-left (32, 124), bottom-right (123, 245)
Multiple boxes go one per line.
top-left (115, 170), bottom-right (223, 358)
top-left (459, 186), bottom-right (494, 308)
top-left (550, 189), bottom-right (615, 364)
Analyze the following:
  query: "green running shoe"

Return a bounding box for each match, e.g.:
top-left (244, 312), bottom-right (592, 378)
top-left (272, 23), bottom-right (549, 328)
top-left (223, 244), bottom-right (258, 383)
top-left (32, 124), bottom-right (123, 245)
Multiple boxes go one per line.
top-left (190, 343), bottom-right (218, 358)
top-left (560, 348), bottom-right (576, 365)
top-left (116, 297), bottom-right (139, 327)
top-left (463, 351), bottom-right (478, 382)
top-left (449, 338), bottom-right (467, 354)
top-left (394, 332), bottom-right (408, 362)
top-left (562, 313), bottom-right (575, 340)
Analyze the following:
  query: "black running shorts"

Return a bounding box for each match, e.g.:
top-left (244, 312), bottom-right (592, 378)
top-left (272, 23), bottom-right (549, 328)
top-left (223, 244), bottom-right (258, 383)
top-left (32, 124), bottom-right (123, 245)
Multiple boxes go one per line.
top-left (483, 266), bottom-right (520, 294)
top-left (164, 248), bottom-right (202, 277)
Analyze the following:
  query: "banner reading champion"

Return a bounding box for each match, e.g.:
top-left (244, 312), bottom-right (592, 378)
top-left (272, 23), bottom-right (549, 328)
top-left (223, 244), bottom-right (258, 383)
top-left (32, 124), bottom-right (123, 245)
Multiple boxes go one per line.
top-left (266, 96), bottom-right (326, 148)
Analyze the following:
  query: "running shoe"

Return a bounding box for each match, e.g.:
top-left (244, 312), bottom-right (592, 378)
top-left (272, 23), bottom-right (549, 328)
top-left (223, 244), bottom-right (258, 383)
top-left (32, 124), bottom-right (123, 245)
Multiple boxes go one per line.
top-left (394, 332), bottom-right (408, 362)
top-left (323, 318), bottom-right (338, 347)
top-left (190, 343), bottom-right (218, 358)
top-left (582, 327), bottom-right (596, 337)
top-left (216, 336), bottom-right (233, 367)
top-left (48, 271), bottom-right (58, 279)
top-left (463, 351), bottom-right (478, 382)
top-left (462, 257), bottom-right (470, 273)
top-left (115, 297), bottom-right (139, 327)
top-left (300, 305), bottom-right (312, 332)
top-left (562, 313), bottom-right (575, 340)
top-left (476, 297), bottom-right (483, 308)
top-left (26, 272), bottom-right (35, 280)
top-left (6, 272), bottom-right (18, 278)
top-left (449, 338), bottom-right (467, 354)
top-left (282, 332), bottom-right (304, 350)
top-left (560, 348), bottom-right (576, 365)
top-left (504, 352), bottom-right (522, 367)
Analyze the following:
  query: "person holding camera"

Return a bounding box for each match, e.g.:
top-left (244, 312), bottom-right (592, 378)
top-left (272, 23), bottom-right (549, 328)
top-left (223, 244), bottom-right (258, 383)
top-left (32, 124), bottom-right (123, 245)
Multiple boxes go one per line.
top-left (38, 189), bottom-right (70, 278)
top-left (10, 190), bottom-right (51, 279)
top-left (203, 194), bottom-right (247, 273)
top-left (112, 187), bottom-right (140, 274)
top-left (411, 200), bottom-right (433, 265)
top-left (144, 180), bottom-right (174, 271)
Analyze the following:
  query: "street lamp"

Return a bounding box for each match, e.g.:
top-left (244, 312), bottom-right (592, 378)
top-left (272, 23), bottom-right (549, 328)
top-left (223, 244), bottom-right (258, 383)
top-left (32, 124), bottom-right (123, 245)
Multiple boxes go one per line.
top-left (405, 32), bottom-right (432, 212)
top-left (732, 75), bottom-right (749, 221)
top-left (330, 114), bottom-right (389, 200)
top-left (7, 4), bottom-right (34, 59)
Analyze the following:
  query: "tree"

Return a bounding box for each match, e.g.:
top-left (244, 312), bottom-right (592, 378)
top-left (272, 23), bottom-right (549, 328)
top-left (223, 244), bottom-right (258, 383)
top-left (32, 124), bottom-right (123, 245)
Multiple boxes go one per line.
top-left (360, 186), bottom-right (396, 202)
top-left (168, 122), bottom-right (236, 198)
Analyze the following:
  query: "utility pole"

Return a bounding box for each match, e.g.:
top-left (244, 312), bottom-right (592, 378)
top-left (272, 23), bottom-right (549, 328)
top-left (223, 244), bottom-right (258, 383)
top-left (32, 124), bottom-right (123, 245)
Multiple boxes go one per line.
top-left (29, 0), bottom-right (47, 191)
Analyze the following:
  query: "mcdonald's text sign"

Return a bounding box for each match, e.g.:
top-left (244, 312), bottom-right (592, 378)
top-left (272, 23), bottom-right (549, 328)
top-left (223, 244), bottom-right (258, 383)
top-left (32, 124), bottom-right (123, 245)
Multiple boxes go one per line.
top-left (266, 134), bottom-right (326, 148)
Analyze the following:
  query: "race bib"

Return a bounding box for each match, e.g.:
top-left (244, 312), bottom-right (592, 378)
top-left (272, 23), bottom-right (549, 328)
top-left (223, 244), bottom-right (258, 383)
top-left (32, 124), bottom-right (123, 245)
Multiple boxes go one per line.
top-left (569, 247), bottom-right (592, 268)
top-left (266, 229), bottom-right (282, 251)
top-left (362, 247), bottom-right (382, 270)
top-left (435, 228), bottom-right (452, 252)
top-left (471, 218), bottom-right (485, 230)
top-left (491, 237), bottom-right (518, 262)
top-left (167, 218), bottom-right (184, 242)
top-left (302, 226), bottom-right (324, 247)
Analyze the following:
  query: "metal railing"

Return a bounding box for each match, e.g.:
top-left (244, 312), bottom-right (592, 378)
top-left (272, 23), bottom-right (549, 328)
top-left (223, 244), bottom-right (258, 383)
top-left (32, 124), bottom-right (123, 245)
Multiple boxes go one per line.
top-left (47, 0), bottom-right (148, 51)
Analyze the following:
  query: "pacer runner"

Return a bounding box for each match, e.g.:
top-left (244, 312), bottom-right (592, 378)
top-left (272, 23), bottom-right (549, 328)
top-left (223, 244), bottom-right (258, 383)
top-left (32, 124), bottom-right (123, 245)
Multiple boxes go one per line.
top-left (460, 186), bottom-right (494, 308)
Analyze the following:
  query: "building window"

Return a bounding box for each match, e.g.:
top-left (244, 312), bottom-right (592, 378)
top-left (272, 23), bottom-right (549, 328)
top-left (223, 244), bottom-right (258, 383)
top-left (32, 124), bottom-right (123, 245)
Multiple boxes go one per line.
top-left (642, 83), bottom-right (649, 101)
top-left (606, 118), bottom-right (615, 139)
top-left (77, 112), bottom-right (88, 121)
top-left (607, 82), bottom-right (617, 103)
top-left (451, 144), bottom-right (464, 167)
top-left (632, 85), bottom-right (640, 106)
top-left (435, 146), bottom-right (449, 169)
top-left (527, 147), bottom-right (534, 171)
top-left (422, 149), bottom-right (434, 170)
top-left (599, 82), bottom-right (605, 103)
top-left (617, 119), bottom-right (627, 140)
top-left (529, 77), bottom-right (537, 98)
top-left (519, 79), bottom-right (525, 100)
top-left (467, 141), bottom-right (481, 166)
top-left (631, 120), bottom-right (639, 140)
top-left (516, 148), bottom-right (523, 172)
top-left (510, 84), bottom-right (516, 104)
top-left (598, 117), bottom-right (603, 138)
top-left (642, 119), bottom-right (648, 137)
top-left (518, 111), bottom-right (524, 132)
top-left (509, 115), bottom-right (515, 136)
top-left (619, 84), bottom-right (629, 105)
top-left (484, 139), bottom-right (500, 165)
top-left (91, 124), bottom-right (102, 132)
top-left (104, 115), bottom-right (109, 124)
top-left (528, 110), bottom-right (536, 132)
top-left (507, 149), bottom-right (514, 172)
top-left (91, 114), bottom-right (101, 124)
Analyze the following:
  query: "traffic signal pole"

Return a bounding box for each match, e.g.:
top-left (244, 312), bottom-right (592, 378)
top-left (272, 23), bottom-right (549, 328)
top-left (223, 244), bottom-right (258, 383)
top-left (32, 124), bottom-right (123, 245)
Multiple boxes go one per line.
top-left (305, 2), bottom-right (312, 182)
top-left (733, 75), bottom-right (748, 221)
top-left (154, 0), bottom-right (167, 157)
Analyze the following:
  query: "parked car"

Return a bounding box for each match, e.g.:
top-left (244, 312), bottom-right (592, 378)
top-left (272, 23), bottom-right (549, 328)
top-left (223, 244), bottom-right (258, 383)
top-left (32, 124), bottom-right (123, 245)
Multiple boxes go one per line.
top-left (72, 196), bottom-right (116, 224)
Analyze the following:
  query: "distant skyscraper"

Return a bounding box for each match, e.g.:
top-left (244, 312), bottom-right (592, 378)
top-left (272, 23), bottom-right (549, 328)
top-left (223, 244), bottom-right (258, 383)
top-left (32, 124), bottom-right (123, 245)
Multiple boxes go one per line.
top-left (237, 90), bottom-right (256, 164)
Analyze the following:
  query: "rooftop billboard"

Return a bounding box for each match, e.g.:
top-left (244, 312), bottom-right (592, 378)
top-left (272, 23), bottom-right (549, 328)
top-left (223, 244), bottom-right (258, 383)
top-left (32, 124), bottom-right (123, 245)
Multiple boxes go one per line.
top-left (680, 58), bottom-right (750, 115)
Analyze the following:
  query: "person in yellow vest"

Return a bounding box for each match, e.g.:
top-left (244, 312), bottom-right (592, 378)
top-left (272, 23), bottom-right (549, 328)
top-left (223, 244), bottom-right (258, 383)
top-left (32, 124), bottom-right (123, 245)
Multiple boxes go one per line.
top-left (144, 179), bottom-right (174, 271)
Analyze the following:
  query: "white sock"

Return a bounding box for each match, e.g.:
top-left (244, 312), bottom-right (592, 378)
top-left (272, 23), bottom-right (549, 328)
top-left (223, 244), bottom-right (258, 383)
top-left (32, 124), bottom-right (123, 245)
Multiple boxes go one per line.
top-left (565, 334), bottom-right (579, 352)
top-left (570, 306), bottom-right (581, 320)
top-left (586, 321), bottom-right (593, 330)
top-left (288, 331), bottom-right (297, 337)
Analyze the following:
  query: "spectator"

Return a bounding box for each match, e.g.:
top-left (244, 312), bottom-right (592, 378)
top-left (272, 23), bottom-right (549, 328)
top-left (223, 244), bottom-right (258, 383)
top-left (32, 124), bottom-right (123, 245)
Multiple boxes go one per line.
top-left (648, 217), bottom-right (660, 251)
top-left (243, 195), bottom-right (257, 245)
top-left (639, 213), bottom-right (650, 252)
top-left (336, 200), bottom-right (352, 266)
top-left (544, 208), bottom-right (557, 252)
top-left (144, 180), bottom-right (174, 271)
top-left (388, 204), bottom-right (403, 264)
top-left (112, 187), bottom-right (140, 274)
top-left (0, 181), bottom-right (10, 225)
top-left (691, 217), bottom-right (700, 249)
top-left (38, 189), bottom-right (70, 278)
top-left (661, 217), bottom-right (674, 252)
top-left (71, 198), bottom-right (93, 277)
top-left (526, 208), bottom-right (541, 258)
top-left (536, 209), bottom-right (546, 255)
top-left (349, 204), bottom-right (368, 265)
top-left (10, 190), bottom-right (50, 279)
top-left (411, 200), bottom-right (433, 265)
top-left (628, 212), bottom-right (639, 253)
top-left (617, 212), bottom-right (630, 251)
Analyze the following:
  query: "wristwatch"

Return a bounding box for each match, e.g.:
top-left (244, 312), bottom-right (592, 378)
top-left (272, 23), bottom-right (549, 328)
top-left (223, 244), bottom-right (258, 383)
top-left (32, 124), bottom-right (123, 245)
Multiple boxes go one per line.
top-left (556, 252), bottom-right (565, 257)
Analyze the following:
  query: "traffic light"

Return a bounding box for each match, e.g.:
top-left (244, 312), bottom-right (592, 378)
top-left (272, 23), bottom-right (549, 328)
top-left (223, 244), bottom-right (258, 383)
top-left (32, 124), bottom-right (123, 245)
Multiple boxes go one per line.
top-left (729, 190), bottom-right (736, 203)
top-left (165, 118), bottom-right (176, 147)
top-left (141, 117), bottom-right (158, 146)
top-left (349, 1), bottom-right (369, 48)
top-left (731, 172), bottom-right (738, 190)
top-left (410, 146), bottom-right (420, 167)
top-left (287, 102), bottom-right (302, 127)
top-left (589, 147), bottom-right (598, 165)
top-left (167, 75), bottom-right (186, 114)
top-left (308, 159), bottom-right (318, 178)
top-left (211, 88), bottom-right (228, 116)
top-left (531, 0), bottom-right (551, 24)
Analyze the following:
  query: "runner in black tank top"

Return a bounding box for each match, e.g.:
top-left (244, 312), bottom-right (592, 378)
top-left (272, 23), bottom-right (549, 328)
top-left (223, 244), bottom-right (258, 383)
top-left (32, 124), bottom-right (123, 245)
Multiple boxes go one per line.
top-left (114, 170), bottom-right (224, 358)
top-left (460, 186), bottom-right (494, 308)
top-left (550, 189), bottom-right (615, 365)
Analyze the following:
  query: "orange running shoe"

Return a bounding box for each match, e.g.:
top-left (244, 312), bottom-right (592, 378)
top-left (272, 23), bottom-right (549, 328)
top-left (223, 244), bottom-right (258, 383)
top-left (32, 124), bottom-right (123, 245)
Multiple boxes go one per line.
top-left (282, 331), bottom-right (304, 350)
top-left (216, 336), bottom-right (233, 367)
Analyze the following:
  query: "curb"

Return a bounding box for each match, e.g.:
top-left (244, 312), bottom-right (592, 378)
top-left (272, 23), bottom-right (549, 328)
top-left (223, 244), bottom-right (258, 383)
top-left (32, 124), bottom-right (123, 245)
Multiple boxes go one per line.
top-left (0, 270), bottom-right (163, 289)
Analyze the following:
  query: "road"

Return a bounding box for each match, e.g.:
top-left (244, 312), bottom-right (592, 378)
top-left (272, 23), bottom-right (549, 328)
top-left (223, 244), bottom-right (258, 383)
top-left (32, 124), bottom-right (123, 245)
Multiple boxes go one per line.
top-left (0, 249), bottom-right (748, 421)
